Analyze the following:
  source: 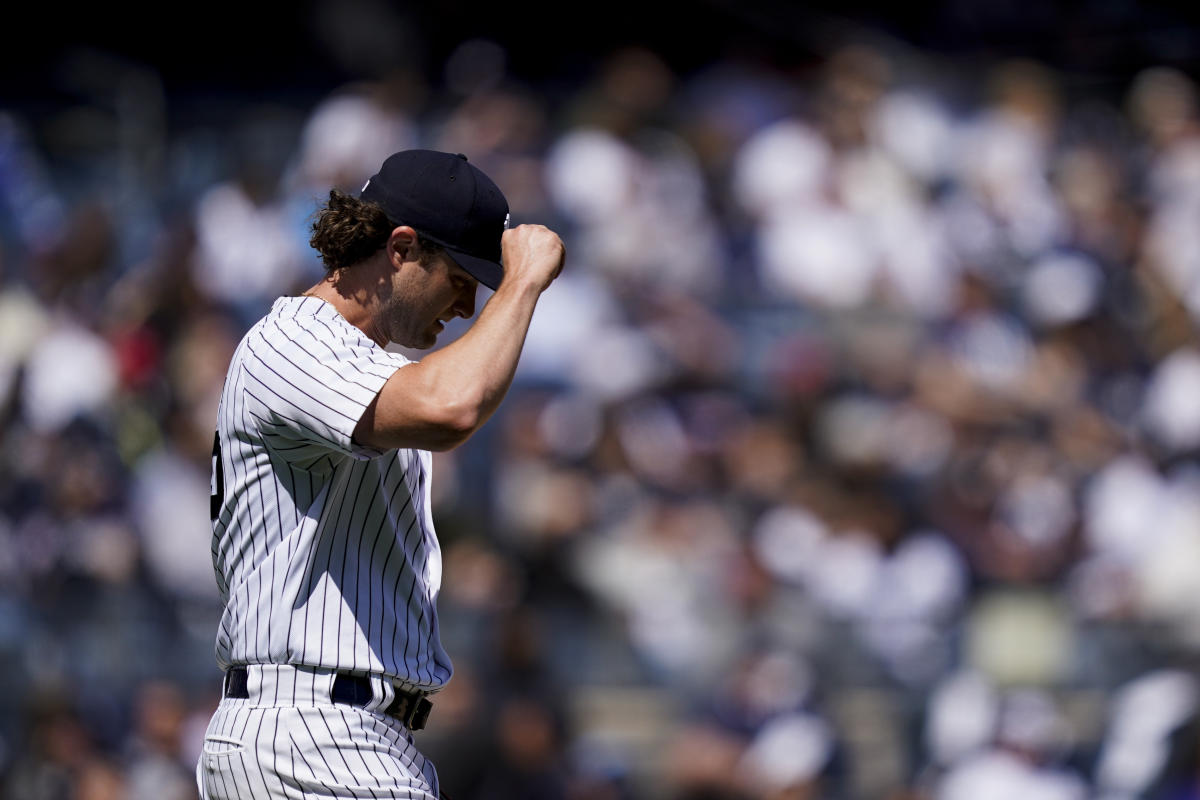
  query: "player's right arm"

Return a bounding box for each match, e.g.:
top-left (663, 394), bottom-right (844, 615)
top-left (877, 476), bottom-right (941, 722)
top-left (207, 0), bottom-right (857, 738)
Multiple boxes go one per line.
top-left (353, 224), bottom-right (565, 453)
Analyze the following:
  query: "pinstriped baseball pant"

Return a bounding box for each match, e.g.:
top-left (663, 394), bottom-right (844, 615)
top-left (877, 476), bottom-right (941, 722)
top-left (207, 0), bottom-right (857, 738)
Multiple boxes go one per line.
top-left (196, 664), bottom-right (439, 799)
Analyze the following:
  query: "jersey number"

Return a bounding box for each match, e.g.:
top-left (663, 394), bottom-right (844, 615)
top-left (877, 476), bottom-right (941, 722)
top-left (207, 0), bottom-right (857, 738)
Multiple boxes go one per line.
top-left (210, 431), bottom-right (226, 520)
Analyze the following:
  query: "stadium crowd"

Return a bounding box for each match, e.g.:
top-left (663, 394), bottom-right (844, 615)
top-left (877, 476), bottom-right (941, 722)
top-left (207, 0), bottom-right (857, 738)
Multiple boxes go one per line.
top-left (2, 35), bottom-right (1200, 800)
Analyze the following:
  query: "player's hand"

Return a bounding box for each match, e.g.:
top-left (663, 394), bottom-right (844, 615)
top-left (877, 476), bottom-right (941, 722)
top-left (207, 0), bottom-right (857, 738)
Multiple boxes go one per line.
top-left (500, 225), bottom-right (565, 293)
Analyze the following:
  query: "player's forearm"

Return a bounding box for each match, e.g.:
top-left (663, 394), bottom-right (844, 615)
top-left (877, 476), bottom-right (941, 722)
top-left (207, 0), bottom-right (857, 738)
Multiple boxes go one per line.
top-left (363, 278), bottom-right (543, 451)
top-left (415, 278), bottom-right (543, 431)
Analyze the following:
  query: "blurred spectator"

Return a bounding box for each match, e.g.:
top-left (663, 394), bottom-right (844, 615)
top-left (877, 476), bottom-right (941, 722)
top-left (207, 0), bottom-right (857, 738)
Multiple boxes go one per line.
top-left (124, 681), bottom-right (195, 800)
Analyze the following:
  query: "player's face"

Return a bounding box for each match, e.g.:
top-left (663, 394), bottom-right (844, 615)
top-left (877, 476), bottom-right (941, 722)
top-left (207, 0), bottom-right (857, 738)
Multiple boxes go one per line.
top-left (385, 254), bottom-right (478, 349)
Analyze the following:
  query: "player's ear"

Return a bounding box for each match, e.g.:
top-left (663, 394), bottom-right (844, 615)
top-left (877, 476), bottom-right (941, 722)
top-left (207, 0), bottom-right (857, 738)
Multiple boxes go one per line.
top-left (387, 226), bottom-right (419, 268)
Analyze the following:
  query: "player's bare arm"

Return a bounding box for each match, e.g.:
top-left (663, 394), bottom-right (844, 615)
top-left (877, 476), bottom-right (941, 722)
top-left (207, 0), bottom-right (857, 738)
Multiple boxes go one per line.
top-left (353, 223), bottom-right (565, 452)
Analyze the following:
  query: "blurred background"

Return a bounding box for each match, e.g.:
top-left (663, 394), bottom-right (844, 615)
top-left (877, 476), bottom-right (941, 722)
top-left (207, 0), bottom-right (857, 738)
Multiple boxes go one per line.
top-left (4, 1), bottom-right (1200, 798)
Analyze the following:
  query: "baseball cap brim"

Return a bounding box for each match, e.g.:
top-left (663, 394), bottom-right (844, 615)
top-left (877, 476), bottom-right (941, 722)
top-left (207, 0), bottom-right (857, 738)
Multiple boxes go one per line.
top-left (443, 246), bottom-right (504, 291)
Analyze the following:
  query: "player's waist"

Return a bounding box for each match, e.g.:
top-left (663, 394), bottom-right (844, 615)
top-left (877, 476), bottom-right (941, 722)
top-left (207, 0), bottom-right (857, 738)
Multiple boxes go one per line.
top-left (220, 663), bottom-right (434, 731)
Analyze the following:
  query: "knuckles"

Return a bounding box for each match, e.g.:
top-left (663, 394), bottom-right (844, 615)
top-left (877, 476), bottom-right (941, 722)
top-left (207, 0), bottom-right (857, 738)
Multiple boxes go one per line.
top-left (501, 225), bottom-right (563, 258)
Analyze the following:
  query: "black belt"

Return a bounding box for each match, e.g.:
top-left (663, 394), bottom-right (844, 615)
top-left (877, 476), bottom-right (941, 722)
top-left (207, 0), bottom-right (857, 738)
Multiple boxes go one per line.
top-left (223, 667), bottom-right (433, 731)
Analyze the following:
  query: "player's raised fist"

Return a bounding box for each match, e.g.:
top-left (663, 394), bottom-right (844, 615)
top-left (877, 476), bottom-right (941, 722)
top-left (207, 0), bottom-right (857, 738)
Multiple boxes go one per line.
top-left (501, 224), bottom-right (565, 293)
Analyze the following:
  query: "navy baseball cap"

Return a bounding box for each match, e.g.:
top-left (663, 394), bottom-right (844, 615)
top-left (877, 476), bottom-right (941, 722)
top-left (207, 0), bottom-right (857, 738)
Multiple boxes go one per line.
top-left (360, 150), bottom-right (510, 290)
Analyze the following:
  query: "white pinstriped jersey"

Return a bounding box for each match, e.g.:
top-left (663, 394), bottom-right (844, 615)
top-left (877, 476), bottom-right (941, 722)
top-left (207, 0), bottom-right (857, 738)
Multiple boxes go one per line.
top-left (209, 295), bottom-right (451, 693)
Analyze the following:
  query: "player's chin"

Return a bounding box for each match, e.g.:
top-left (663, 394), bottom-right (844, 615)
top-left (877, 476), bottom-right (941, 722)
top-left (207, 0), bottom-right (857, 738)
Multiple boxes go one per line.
top-left (414, 325), bottom-right (442, 350)
top-left (396, 330), bottom-right (437, 350)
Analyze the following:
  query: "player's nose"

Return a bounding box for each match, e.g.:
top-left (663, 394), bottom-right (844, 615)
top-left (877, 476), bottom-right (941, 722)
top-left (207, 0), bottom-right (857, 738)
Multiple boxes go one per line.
top-left (454, 284), bottom-right (477, 319)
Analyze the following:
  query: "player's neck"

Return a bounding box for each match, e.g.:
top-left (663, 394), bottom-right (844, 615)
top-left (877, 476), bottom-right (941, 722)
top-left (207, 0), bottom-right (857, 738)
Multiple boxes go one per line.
top-left (302, 257), bottom-right (391, 348)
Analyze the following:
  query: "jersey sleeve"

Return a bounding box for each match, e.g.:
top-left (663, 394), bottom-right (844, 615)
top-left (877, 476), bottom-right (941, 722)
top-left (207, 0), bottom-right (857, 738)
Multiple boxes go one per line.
top-left (241, 313), bottom-right (411, 460)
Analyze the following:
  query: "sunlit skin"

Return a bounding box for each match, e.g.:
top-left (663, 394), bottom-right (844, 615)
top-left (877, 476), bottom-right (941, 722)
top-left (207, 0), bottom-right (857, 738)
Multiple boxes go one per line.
top-left (303, 226), bottom-right (478, 350)
top-left (379, 253), bottom-right (479, 350)
top-left (304, 220), bottom-right (564, 452)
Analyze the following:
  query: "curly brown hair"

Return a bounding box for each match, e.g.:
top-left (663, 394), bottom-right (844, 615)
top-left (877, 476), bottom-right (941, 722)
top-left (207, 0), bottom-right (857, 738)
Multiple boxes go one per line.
top-left (309, 190), bottom-right (444, 272)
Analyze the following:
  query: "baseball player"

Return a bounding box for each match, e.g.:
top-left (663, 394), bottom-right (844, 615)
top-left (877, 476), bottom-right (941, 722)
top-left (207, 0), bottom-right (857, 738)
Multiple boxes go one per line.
top-left (198, 150), bottom-right (565, 799)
